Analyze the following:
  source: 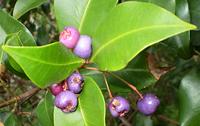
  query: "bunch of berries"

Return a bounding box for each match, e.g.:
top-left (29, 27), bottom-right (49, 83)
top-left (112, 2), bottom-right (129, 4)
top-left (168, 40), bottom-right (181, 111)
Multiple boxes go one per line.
top-left (50, 72), bottom-right (84, 113)
top-left (59, 26), bottom-right (92, 59)
top-left (51, 26), bottom-right (160, 118)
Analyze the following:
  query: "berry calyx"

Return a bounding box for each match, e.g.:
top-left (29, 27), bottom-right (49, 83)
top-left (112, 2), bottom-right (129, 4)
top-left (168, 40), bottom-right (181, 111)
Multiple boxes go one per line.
top-left (73, 35), bottom-right (92, 59)
top-left (50, 83), bottom-right (63, 96)
top-left (137, 93), bottom-right (160, 115)
top-left (54, 91), bottom-right (77, 113)
top-left (59, 26), bottom-right (80, 49)
top-left (109, 96), bottom-right (130, 117)
top-left (67, 72), bottom-right (84, 94)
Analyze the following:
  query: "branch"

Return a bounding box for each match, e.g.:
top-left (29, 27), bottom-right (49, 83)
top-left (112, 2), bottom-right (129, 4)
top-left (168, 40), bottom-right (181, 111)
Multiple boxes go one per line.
top-left (157, 114), bottom-right (179, 125)
top-left (119, 117), bottom-right (132, 126)
top-left (0, 87), bottom-right (40, 108)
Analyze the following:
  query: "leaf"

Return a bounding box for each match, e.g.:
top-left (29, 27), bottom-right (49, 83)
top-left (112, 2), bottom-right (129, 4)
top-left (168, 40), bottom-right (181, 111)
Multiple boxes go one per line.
top-left (54, 77), bottom-right (105, 126)
top-left (134, 113), bottom-right (153, 126)
top-left (91, 2), bottom-right (196, 71)
top-left (4, 113), bottom-right (21, 126)
top-left (179, 68), bottom-right (200, 126)
top-left (129, 0), bottom-right (176, 13)
top-left (0, 10), bottom-right (36, 73)
top-left (36, 92), bottom-right (54, 126)
top-left (54, 0), bottom-right (117, 35)
top-left (188, 0), bottom-right (200, 29)
top-left (13, 0), bottom-right (47, 19)
top-left (0, 10), bottom-right (35, 46)
top-left (170, 0), bottom-right (191, 59)
top-left (2, 42), bottom-right (84, 88)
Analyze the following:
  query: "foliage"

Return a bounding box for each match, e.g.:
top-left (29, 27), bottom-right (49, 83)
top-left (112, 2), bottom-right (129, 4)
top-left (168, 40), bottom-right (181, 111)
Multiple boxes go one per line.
top-left (0, 0), bottom-right (200, 126)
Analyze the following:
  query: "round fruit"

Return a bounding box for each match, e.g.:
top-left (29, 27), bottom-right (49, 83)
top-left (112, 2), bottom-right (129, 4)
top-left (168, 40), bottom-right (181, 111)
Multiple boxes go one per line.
top-left (109, 96), bottom-right (130, 117)
top-left (73, 35), bottom-right (92, 59)
top-left (59, 26), bottom-right (80, 49)
top-left (67, 72), bottom-right (84, 94)
top-left (137, 93), bottom-right (160, 115)
top-left (50, 83), bottom-right (63, 96)
top-left (54, 91), bottom-right (77, 113)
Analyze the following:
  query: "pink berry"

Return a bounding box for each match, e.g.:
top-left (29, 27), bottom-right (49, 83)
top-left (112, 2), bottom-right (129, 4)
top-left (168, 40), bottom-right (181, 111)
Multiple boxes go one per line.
top-left (59, 26), bottom-right (80, 49)
top-left (50, 83), bottom-right (63, 96)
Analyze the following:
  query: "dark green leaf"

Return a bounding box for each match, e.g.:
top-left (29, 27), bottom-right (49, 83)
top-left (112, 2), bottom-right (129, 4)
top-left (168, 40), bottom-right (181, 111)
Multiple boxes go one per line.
top-left (188, 0), bottom-right (200, 29)
top-left (54, 77), bottom-right (105, 126)
top-left (36, 92), bottom-right (54, 126)
top-left (134, 113), bottom-right (153, 126)
top-left (2, 42), bottom-right (84, 88)
top-left (91, 2), bottom-right (196, 71)
top-left (13, 0), bottom-right (48, 19)
top-left (179, 68), bottom-right (200, 126)
top-left (54, 0), bottom-right (117, 35)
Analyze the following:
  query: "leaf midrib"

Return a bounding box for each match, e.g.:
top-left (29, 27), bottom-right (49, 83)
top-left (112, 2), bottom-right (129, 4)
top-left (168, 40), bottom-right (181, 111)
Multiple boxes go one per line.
top-left (3, 47), bottom-right (83, 66)
top-left (78, 0), bottom-right (91, 32)
top-left (91, 24), bottom-right (192, 60)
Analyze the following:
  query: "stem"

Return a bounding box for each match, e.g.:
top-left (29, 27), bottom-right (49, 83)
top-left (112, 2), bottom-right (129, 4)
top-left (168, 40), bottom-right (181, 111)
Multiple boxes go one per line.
top-left (108, 72), bottom-right (143, 99)
top-left (0, 87), bottom-right (40, 108)
top-left (103, 73), bottom-right (113, 98)
top-left (119, 117), bottom-right (132, 126)
top-left (157, 115), bottom-right (179, 125)
top-left (83, 66), bottom-right (99, 71)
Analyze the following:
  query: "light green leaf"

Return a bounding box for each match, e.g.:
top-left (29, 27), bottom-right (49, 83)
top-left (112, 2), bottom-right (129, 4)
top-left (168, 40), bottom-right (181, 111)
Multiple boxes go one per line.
top-left (36, 92), bottom-right (54, 126)
top-left (91, 2), bottom-right (196, 71)
top-left (2, 42), bottom-right (84, 88)
top-left (54, 77), bottom-right (105, 126)
top-left (179, 68), bottom-right (200, 126)
top-left (13, 0), bottom-right (48, 19)
top-left (54, 0), bottom-right (117, 35)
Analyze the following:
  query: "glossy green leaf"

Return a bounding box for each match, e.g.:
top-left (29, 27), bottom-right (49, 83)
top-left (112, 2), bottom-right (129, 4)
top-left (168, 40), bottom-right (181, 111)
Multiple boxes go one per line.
top-left (0, 10), bottom-right (36, 74)
top-left (172, 0), bottom-right (191, 59)
top-left (179, 68), bottom-right (200, 126)
top-left (13, 0), bottom-right (47, 19)
top-left (36, 92), bottom-right (54, 126)
top-left (0, 9), bottom-right (35, 47)
top-left (188, 0), bottom-right (200, 29)
top-left (54, 0), bottom-right (117, 34)
top-left (129, 0), bottom-right (176, 13)
top-left (54, 77), bottom-right (105, 126)
top-left (91, 2), bottom-right (196, 71)
top-left (2, 42), bottom-right (84, 88)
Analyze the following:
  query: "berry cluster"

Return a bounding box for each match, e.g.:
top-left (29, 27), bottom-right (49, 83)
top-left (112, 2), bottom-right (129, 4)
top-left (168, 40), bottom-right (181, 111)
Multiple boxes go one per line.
top-left (50, 72), bottom-right (84, 113)
top-left (52, 26), bottom-right (160, 118)
top-left (59, 26), bottom-right (92, 59)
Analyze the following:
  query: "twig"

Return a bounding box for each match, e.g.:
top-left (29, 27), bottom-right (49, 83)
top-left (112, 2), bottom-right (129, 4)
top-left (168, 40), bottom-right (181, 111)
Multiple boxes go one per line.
top-left (83, 66), bottom-right (99, 71)
top-left (103, 73), bottom-right (113, 98)
top-left (0, 87), bottom-right (40, 108)
top-left (108, 72), bottom-right (143, 99)
top-left (157, 114), bottom-right (179, 125)
top-left (119, 117), bottom-right (132, 126)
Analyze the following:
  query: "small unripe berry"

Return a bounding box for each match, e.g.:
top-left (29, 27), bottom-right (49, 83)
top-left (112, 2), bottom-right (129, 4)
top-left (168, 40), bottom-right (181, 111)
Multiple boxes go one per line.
top-left (50, 83), bottom-right (63, 96)
top-left (73, 35), bottom-right (92, 59)
top-left (137, 93), bottom-right (160, 115)
top-left (109, 96), bottom-right (130, 117)
top-left (54, 91), bottom-right (77, 113)
top-left (67, 72), bottom-right (84, 94)
top-left (59, 26), bottom-right (80, 49)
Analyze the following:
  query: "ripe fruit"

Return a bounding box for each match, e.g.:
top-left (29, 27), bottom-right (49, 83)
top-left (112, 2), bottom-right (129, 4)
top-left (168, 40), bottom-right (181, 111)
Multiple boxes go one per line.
top-left (73, 35), bottom-right (92, 59)
top-left (67, 72), bottom-right (84, 94)
top-left (59, 26), bottom-right (80, 49)
top-left (137, 93), bottom-right (160, 115)
top-left (50, 83), bottom-right (63, 96)
top-left (109, 96), bottom-right (130, 117)
top-left (54, 91), bottom-right (77, 113)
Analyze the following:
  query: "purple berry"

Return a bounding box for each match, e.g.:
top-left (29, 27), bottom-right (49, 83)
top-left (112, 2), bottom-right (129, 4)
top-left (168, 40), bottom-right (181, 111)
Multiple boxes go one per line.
top-left (59, 26), bottom-right (80, 49)
top-left (109, 96), bottom-right (130, 117)
top-left (50, 83), bottom-right (63, 96)
top-left (67, 72), bottom-right (84, 94)
top-left (54, 91), bottom-right (77, 113)
top-left (137, 93), bottom-right (160, 115)
top-left (73, 35), bottom-right (92, 59)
